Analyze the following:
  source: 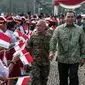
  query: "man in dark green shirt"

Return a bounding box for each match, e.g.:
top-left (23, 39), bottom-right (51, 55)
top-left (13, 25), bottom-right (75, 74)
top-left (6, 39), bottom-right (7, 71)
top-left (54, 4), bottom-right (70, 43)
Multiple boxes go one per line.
top-left (49, 10), bottom-right (85, 85)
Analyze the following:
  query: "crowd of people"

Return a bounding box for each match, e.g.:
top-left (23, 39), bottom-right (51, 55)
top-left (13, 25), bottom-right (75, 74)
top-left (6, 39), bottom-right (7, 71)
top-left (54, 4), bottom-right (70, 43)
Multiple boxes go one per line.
top-left (0, 10), bottom-right (85, 85)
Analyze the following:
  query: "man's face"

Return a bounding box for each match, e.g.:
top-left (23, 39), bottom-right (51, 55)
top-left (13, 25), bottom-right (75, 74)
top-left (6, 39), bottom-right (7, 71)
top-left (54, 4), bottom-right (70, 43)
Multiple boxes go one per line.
top-left (77, 18), bottom-right (82, 23)
top-left (36, 22), bottom-right (45, 33)
top-left (0, 22), bottom-right (6, 30)
top-left (65, 12), bottom-right (75, 24)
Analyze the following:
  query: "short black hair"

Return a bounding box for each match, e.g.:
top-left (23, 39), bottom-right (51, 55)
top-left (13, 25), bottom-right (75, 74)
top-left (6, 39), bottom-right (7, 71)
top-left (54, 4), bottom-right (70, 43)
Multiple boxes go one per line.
top-left (65, 10), bottom-right (75, 17)
top-left (59, 13), bottom-right (64, 18)
top-left (76, 14), bottom-right (82, 19)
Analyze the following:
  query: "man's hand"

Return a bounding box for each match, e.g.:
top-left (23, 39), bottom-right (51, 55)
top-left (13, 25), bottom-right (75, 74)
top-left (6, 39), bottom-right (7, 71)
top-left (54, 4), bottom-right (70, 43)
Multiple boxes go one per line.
top-left (12, 51), bottom-right (20, 63)
top-left (9, 43), bottom-right (15, 49)
top-left (80, 58), bottom-right (85, 66)
top-left (49, 52), bottom-right (55, 61)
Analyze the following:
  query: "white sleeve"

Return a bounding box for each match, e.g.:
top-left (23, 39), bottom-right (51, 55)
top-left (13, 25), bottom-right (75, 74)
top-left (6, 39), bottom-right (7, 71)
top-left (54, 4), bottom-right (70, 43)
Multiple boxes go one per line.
top-left (3, 67), bottom-right (9, 78)
top-left (20, 26), bottom-right (25, 34)
top-left (0, 67), bottom-right (9, 78)
top-left (0, 60), bottom-right (9, 78)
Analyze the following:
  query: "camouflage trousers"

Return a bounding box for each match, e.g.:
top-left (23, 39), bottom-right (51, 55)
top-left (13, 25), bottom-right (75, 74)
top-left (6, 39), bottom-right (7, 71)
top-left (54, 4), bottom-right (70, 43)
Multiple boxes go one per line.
top-left (31, 62), bottom-right (50, 85)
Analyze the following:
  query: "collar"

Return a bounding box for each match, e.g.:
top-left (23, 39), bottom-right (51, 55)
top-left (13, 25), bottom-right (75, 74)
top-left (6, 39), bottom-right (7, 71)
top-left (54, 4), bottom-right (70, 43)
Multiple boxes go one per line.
top-left (63, 23), bottom-right (76, 27)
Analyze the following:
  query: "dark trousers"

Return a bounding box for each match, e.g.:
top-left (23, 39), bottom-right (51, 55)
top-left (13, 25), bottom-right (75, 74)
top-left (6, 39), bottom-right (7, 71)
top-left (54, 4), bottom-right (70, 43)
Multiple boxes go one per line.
top-left (58, 62), bottom-right (79, 85)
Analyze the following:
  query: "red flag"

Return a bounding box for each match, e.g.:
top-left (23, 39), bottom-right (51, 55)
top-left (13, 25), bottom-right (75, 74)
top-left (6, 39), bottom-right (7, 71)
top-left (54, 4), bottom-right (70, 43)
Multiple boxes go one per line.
top-left (16, 76), bottom-right (30, 85)
top-left (46, 20), bottom-right (50, 26)
top-left (22, 34), bottom-right (28, 40)
top-left (28, 30), bottom-right (32, 39)
top-left (49, 26), bottom-right (55, 30)
top-left (20, 52), bottom-right (33, 65)
top-left (52, 17), bottom-right (57, 23)
top-left (14, 30), bottom-right (29, 42)
top-left (14, 40), bottom-right (33, 65)
top-left (0, 32), bottom-right (11, 49)
top-left (24, 26), bottom-right (28, 34)
top-left (13, 30), bottom-right (23, 38)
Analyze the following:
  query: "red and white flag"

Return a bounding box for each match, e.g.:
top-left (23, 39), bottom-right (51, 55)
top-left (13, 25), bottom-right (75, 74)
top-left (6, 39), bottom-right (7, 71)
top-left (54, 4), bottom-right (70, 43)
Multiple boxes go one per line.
top-left (0, 32), bottom-right (11, 49)
top-left (46, 20), bottom-right (50, 27)
top-left (28, 30), bottom-right (32, 39)
top-left (49, 26), bottom-right (55, 31)
top-left (22, 34), bottom-right (28, 41)
top-left (2, 50), bottom-right (7, 66)
top-left (13, 29), bottom-right (23, 38)
top-left (52, 17), bottom-right (57, 23)
top-left (16, 76), bottom-right (30, 85)
top-left (14, 30), bottom-right (28, 42)
top-left (20, 51), bottom-right (33, 65)
top-left (14, 40), bottom-right (33, 65)
top-left (24, 26), bottom-right (28, 34)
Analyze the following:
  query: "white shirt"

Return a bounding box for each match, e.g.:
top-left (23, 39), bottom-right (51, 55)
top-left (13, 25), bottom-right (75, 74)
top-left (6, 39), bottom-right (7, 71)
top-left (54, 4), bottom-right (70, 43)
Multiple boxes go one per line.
top-left (19, 26), bottom-right (25, 34)
top-left (0, 59), bottom-right (9, 83)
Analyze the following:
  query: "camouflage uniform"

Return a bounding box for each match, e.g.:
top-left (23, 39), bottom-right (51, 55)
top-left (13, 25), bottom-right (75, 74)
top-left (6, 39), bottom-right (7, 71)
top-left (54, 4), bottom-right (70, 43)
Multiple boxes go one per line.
top-left (47, 29), bottom-right (54, 36)
top-left (28, 32), bottom-right (51, 85)
top-left (50, 23), bottom-right (85, 64)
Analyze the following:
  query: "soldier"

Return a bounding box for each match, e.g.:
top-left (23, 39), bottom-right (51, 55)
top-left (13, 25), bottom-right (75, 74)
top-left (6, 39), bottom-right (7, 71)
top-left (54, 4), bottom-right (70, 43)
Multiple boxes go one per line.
top-left (27, 20), bottom-right (51, 85)
top-left (49, 10), bottom-right (85, 85)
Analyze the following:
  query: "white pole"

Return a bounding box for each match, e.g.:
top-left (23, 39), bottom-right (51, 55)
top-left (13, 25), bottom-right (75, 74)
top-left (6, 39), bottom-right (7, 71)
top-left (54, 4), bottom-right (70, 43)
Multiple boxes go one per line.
top-left (34, 0), bottom-right (36, 14)
top-left (54, 6), bottom-right (58, 15)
